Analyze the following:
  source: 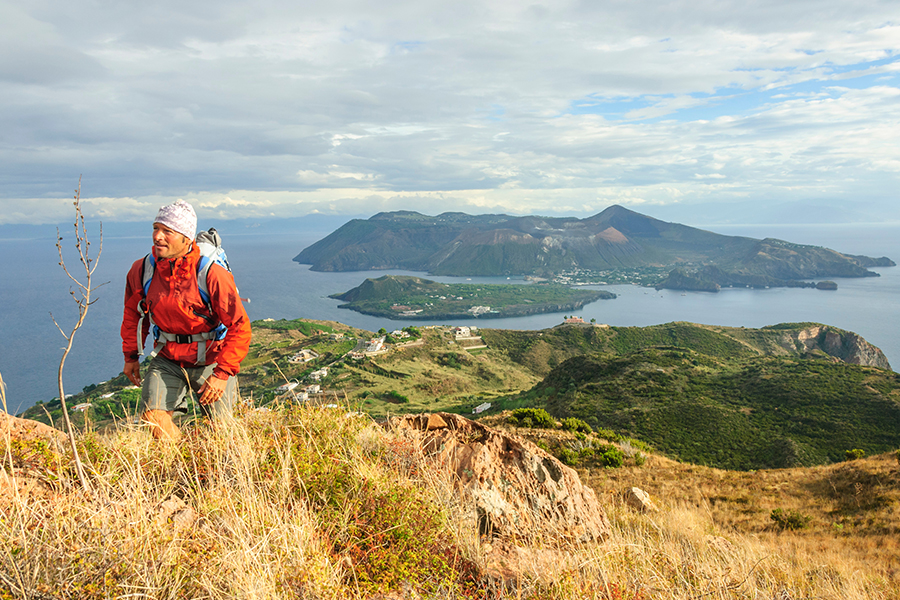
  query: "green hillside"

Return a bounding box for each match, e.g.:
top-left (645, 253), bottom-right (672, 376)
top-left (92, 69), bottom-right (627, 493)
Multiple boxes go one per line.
top-left (22, 319), bottom-right (896, 472)
top-left (518, 348), bottom-right (900, 470)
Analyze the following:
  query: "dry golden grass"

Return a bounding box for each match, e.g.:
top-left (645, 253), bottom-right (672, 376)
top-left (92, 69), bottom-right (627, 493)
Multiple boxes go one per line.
top-left (577, 448), bottom-right (900, 597)
top-left (3, 403), bottom-right (900, 599)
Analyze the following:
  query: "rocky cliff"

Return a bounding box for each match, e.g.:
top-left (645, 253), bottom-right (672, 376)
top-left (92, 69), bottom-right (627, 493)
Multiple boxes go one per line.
top-left (793, 325), bottom-right (892, 369)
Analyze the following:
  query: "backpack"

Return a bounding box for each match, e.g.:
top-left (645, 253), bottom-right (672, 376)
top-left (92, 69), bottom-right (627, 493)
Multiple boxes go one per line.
top-left (135, 228), bottom-right (246, 363)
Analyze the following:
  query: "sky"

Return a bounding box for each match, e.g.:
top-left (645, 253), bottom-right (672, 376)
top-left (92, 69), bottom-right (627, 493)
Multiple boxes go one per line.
top-left (2, 0), bottom-right (899, 226)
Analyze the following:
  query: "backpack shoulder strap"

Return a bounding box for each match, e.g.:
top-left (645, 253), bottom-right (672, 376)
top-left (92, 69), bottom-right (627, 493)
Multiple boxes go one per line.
top-left (140, 253), bottom-right (156, 298)
top-left (196, 254), bottom-right (213, 307)
top-left (136, 253), bottom-right (156, 357)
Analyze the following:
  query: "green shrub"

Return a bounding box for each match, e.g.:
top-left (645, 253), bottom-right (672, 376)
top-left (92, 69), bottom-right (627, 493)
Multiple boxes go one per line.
top-left (509, 408), bottom-right (555, 428)
top-left (770, 508), bottom-right (811, 531)
top-left (557, 448), bottom-right (578, 466)
top-left (385, 390), bottom-right (410, 404)
top-left (595, 427), bottom-right (620, 442)
top-left (845, 448), bottom-right (866, 461)
top-left (560, 417), bottom-right (592, 434)
top-left (597, 443), bottom-right (625, 468)
top-left (633, 451), bottom-right (647, 467)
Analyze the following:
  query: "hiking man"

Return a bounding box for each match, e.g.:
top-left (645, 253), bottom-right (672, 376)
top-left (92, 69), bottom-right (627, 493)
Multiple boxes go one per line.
top-left (120, 200), bottom-right (251, 440)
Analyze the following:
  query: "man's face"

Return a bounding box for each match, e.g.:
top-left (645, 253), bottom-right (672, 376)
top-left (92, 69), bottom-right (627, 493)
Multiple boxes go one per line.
top-left (152, 222), bottom-right (192, 259)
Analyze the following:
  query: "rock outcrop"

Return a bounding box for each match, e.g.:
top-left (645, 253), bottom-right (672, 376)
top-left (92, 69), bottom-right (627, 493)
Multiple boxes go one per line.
top-left (386, 412), bottom-right (609, 543)
top-left (0, 410), bottom-right (65, 446)
top-left (794, 326), bottom-right (891, 369)
top-left (0, 411), bottom-right (66, 506)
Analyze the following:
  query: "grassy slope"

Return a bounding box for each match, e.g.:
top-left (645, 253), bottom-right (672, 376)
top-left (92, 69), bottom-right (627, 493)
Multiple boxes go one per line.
top-left (531, 349), bottom-right (900, 469)
top-left (5, 403), bottom-right (899, 598)
top-left (29, 320), bottom-right (898, 471)
top-left (8, 317), bottom-right (900, 597)
top-left (482, 322), bottom-right (900, 470)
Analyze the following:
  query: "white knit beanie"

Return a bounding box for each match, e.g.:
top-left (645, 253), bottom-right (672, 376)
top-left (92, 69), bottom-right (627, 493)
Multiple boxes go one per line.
top-left (154, 200), bottom-right (197, 240)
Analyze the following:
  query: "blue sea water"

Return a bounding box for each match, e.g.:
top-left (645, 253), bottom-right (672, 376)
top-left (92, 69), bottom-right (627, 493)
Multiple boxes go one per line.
top-left (1, 222), bottom-right (898, 415)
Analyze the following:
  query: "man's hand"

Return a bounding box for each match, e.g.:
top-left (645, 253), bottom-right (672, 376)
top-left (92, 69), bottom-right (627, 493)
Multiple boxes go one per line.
top-left (124, 361), bottom-right (142, 386)
top-left (198, 374), bottom-right (228, 405)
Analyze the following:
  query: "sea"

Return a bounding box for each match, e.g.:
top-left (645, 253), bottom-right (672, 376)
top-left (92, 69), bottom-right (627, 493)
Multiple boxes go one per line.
top-left (2, 221), bottom-right (899, 415)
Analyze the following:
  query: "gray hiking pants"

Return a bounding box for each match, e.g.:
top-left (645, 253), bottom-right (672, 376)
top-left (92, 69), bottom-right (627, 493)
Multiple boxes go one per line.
top-left (140, 355), bottom-right (237, 419)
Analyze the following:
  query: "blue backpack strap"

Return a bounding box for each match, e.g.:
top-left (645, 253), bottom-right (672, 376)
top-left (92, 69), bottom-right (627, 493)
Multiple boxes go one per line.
top-left (196, 254), bottom-right (212, 307)
top-left (136, 253), bottom-right (156, 357)
top-left (141, 253), bottom-right (155, 297)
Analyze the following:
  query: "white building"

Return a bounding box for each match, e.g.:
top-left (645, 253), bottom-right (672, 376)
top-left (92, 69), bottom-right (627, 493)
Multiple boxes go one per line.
top-left (366, 337), bottom-right (385, 353)
top-left (472, 402), bottom-right (491, 415)
top-left (453, 326), bottom-right (471, 338)
top-left (277, 381), bottom-right (300, 393)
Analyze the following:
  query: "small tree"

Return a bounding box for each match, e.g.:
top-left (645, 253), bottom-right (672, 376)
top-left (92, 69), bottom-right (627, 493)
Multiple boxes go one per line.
top-left (51, 178), bottom-right (104, 491)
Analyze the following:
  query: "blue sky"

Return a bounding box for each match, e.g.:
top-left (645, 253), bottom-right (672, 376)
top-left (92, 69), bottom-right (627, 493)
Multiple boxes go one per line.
top-left (1, 0), bottom-right (898, 225)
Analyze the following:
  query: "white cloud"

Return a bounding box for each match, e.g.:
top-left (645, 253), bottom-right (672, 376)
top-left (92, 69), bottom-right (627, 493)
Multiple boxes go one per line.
top-left (0, 0), bottom-right (898, 224)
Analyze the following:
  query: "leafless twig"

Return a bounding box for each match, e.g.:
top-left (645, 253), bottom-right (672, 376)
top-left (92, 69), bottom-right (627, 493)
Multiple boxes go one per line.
top-left (51, 177), bottom-right (106, 493)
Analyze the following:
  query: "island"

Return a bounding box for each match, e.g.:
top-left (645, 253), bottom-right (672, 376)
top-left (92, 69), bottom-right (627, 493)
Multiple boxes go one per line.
top-left (294, 206), bottom-right (894, 291)
top-left (329, 275), bottom-right (616, 320)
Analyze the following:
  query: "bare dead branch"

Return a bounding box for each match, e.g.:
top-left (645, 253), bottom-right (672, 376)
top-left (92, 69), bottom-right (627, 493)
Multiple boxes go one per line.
top-left (54, 177), bottom-right (104, 494)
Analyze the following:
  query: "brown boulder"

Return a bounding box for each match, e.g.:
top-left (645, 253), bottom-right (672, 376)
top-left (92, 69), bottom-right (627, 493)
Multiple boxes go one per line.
top-left (623, 486), bottom-right (658, 512)
top-left (0, 410), bottom-right (66, 446)
top-left (386, 412), bottom-right (609, 543)
top-left (0, 411), bottom-right (66, 506)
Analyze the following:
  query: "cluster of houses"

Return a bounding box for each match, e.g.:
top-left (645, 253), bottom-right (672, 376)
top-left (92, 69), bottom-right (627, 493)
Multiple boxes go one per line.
top-left (276, 379), bottom-right (322, 402)
top-left (276, 365), bottom-right (329, 402)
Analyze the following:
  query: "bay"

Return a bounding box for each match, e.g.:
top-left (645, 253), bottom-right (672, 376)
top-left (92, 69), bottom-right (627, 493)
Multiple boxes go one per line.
top-left (1, 222), bottom-right (898, 415)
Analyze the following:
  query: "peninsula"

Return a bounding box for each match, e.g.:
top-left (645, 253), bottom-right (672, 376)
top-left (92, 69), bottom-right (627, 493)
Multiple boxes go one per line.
top-left (330, 275), bottom-right (615, 319)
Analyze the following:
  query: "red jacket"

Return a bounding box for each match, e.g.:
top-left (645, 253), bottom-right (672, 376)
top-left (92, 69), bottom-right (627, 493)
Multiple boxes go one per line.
top-left (121, 244), bottom-right (251, 380)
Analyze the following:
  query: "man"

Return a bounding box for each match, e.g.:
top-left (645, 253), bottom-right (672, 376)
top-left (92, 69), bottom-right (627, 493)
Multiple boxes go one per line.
top-left (121, 200), bottom-right (251, 440)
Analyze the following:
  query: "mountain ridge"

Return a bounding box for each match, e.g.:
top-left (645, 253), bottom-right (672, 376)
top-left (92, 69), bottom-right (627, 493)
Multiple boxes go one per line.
top-left (294, 206), bottom-right (894, 282)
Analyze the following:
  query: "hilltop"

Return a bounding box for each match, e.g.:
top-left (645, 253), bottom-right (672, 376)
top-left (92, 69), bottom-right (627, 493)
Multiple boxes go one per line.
top-left (293, 206), bottom-right (894, 286)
